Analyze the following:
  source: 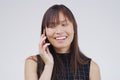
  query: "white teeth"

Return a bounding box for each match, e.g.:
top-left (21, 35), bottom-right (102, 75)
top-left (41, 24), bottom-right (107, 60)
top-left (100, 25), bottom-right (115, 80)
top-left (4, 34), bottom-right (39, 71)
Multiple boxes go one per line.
top-left (55, 36), bottom-right (66, 40)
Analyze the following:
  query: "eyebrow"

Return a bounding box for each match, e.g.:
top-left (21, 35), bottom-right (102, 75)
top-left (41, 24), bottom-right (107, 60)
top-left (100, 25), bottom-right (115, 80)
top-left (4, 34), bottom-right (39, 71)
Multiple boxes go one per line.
top-left (59, 19), bottom-right (67, 24)
top-left (49, 19), bottom-right (67, 25)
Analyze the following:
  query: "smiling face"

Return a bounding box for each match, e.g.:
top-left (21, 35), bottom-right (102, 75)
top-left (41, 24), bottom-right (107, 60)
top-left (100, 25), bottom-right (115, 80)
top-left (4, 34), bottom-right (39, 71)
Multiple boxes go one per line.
top-left (45, 12), bottom-right (74, 53)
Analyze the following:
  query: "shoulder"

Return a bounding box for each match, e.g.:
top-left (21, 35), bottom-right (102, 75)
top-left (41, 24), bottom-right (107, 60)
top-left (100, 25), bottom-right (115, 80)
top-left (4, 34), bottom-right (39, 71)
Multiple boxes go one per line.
top-left (25, 55), bottom-right (38, 63)
top-left (90, 60), bottom-right (100, 72)
top-left (90, 60), bottom-right (101, 80)
top-left (25, 55), bottom-right (38, 71)
top-left (25, 55), bottom-right (39, 80)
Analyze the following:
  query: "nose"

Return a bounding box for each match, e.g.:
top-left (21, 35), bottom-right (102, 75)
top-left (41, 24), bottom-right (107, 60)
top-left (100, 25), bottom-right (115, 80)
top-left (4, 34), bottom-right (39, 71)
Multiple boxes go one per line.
top-left (55, 26), bottom-right (63, 34)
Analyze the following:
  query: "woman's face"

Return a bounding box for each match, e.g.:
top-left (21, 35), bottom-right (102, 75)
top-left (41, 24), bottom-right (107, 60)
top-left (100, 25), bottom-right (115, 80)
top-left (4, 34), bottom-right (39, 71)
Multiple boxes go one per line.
top-left (45, 12), bottom-right (74, 53)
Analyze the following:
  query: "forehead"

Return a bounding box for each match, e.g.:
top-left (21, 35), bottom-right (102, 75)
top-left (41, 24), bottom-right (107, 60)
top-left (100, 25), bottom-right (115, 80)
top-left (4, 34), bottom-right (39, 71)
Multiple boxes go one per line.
top-left (45, 10), bottom-right (73, 28)
top-left (58, 12), bottom-right (66, 21)
top-left (49, 12), bottom-right (70, 24)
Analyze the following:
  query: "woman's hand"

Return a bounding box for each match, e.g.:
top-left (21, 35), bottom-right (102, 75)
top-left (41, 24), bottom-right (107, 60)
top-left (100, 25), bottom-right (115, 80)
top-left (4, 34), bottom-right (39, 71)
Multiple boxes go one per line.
top-left (39, 33), bottom-right (54, 65)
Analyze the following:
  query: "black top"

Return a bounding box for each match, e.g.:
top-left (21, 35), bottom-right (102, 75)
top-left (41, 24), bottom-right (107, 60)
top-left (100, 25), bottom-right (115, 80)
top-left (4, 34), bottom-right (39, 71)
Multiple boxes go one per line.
top-left (37, 53), bottom-right (91, 80)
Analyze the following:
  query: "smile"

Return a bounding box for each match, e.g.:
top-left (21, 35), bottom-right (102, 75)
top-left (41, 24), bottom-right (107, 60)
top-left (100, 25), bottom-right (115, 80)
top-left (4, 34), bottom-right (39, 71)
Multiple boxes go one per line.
top-left (54, 36), bottom-right (67, 43)
top-left (55, 36), bottom-right (67, 40)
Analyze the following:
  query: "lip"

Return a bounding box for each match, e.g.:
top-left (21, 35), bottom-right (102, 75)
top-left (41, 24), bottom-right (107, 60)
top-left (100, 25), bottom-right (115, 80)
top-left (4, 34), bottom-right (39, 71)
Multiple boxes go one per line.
top-left (54, 36), bottom-right (67, 43)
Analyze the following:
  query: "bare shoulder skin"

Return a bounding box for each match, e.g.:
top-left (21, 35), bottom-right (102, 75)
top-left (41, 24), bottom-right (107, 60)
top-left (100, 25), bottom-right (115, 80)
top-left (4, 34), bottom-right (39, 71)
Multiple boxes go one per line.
top-left (24, 55), bottom-right (54, 80)
top-left (24, 56), bottom-right (38, 80)
top-left (90, 60), bottom-right (101, 80)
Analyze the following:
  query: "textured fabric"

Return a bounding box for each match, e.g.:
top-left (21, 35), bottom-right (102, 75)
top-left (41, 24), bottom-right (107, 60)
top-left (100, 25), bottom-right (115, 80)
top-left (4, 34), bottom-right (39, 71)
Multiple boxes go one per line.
top-left (37, 54), bottom-right (91, 80)
top-left (37, 55), bottom-right (41, 79)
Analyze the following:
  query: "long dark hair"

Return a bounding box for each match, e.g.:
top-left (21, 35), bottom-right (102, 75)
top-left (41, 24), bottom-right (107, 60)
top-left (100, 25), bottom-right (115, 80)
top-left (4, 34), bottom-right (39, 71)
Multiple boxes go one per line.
top-left (39, 4), bottom-right (91, 79)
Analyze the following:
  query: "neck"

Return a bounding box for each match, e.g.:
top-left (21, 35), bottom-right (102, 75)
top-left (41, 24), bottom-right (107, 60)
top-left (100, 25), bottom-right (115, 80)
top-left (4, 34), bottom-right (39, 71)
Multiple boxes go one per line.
top-left (54, 47), bottom-right (70, 54)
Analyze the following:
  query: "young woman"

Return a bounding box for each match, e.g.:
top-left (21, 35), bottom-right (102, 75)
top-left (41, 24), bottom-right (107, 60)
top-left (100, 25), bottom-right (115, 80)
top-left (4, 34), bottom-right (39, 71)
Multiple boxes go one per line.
top-left (25, 4), bottom-right (101, 80)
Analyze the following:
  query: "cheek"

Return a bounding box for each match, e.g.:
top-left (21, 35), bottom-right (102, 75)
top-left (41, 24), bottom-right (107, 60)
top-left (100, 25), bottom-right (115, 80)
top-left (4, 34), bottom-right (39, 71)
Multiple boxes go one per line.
top-left (67, 27), bottom-right (74, 35)
top-left (67, 27), bottom-right (74, 41)
top-left (46, 28), bottom-right (54, 37)
top-left (71, 29), bottom-right (74, 35)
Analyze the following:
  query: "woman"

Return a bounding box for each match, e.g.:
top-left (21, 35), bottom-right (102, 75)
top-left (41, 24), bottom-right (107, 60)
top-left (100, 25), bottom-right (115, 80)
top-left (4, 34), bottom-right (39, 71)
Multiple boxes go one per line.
top-left (25, 4), bottom-right (101, 80)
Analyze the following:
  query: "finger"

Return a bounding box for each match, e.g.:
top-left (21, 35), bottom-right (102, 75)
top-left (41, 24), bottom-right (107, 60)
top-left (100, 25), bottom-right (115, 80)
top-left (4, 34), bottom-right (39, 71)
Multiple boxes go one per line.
top-left (43, 43), bottom-right (50, 53)
top-left (46, 46), bottom-right (51, 55)
top-left (40, 29), bottom-right (45, 38)
top-left (39, 36), bottom-right (46, 48)
top-left (41, 34), bottom-right (44, 38)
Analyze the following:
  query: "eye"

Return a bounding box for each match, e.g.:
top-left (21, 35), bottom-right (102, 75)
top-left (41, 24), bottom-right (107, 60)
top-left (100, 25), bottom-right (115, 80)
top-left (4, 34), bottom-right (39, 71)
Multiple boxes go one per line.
top-left (48, 24), bottom-right (55, 28)
top-left (61, 22), bottom-right (68, 27)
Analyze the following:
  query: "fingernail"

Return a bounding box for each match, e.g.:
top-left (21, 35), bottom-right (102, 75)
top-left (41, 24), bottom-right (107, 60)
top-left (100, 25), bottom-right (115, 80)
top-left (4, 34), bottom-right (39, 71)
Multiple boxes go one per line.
top-left (47, 43), bottom-right (50, 45)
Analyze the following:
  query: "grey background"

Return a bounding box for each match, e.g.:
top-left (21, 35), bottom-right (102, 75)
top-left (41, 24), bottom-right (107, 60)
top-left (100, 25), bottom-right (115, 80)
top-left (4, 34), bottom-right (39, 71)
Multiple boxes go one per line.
top-left (0, 0), bottom-right (120, 80)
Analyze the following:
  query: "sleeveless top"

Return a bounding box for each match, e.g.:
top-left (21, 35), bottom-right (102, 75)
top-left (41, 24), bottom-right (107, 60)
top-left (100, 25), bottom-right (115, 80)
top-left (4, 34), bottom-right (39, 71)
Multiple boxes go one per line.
top-left (36, 53), bottom-right (91, 80)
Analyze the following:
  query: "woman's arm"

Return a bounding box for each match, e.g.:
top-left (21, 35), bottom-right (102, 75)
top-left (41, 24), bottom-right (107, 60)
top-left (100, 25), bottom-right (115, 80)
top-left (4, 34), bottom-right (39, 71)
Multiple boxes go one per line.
top-left (25, 33), bottom-right (54, 80)
top-left (39, 64), bottom-right (54, 80)
top-left (38, 33), bottom-right (54, 80)
top-left (24, 57), bottom-right (38, 80)
top-left (90, 60), bottom-right (101, 80)
top-left (24, 56), bottom-right (54, 80)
